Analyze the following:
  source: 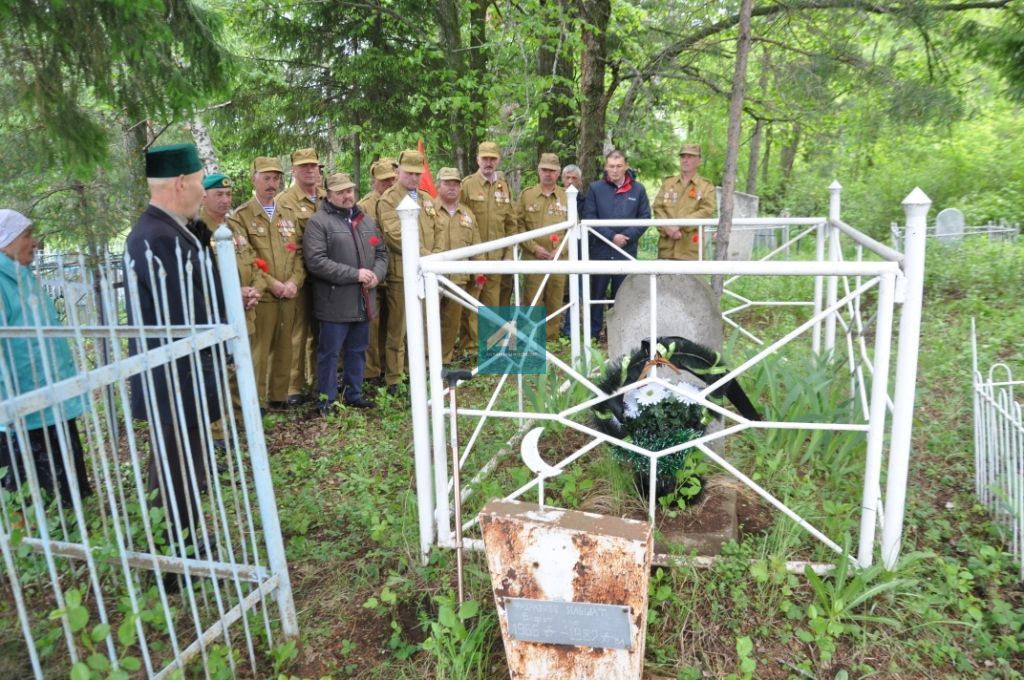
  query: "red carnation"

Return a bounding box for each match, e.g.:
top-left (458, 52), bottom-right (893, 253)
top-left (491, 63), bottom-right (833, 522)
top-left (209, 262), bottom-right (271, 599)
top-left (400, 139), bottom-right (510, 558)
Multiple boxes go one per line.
top-left (691, 234), bottom-right (699, 243)
top-left (688, 187), bottom-right (698, 199)
top-left (549, 234), bottom-right (560, 244)
top-left (475, 274), bottom-right (487, 286)
top-left (369, 235), bottom-right (381, 246)
top-left (285, 242), bottom-right (297, 252)
top-left (254, 258), bottom-right (269, 273)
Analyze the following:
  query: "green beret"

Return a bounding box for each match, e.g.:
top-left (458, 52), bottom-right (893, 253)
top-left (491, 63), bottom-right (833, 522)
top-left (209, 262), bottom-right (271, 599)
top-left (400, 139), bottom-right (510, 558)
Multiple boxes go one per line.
top-left (146, 144), bottom-right (203, 178)
top-left (202, 173), bottom-right (232, 190)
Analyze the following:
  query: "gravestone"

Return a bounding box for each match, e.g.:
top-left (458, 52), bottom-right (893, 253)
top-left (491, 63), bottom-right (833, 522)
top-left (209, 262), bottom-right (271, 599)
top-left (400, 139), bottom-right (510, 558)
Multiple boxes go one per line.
top-left (479, 500), bottom-right (652, 680)
top-left (935, 208), bottom-right (965, 246)
top-left (606, 274), bottom-right (723, 361)
top-left (713, 189), bottom-right (760, 260)
top-left (606, 275), bottom-right (727, 452)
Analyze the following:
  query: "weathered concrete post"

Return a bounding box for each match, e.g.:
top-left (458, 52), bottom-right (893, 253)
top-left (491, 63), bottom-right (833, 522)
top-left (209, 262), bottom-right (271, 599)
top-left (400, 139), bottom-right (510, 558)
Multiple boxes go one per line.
top-left (479, 500), bottom-right (652, 679)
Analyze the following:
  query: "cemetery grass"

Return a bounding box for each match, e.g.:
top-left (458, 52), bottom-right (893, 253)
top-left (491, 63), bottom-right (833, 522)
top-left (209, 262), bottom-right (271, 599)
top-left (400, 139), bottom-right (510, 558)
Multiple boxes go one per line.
top-left (263, 239), bottom-right (1023, 678)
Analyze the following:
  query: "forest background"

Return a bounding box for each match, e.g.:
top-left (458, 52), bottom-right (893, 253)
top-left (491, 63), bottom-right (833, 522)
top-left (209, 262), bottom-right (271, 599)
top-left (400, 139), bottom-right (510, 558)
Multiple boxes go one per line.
top-left (1, 0), bottom-right (1023, 252)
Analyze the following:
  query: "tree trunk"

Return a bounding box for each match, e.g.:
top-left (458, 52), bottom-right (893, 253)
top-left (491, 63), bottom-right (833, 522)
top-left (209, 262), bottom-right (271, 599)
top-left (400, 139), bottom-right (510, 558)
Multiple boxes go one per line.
top-left (576, 0), bottom-right (611, 181)
top-left (761, 124), bottom-right (772, 189)
top-left (467, 0), bottom-right (489, 173)
top-left (436, 0), bottom-right (469, 174)
top-left (189, 116), bottom-right (219, 173)
top-left (745, 49), bottom-right (768, 195)
top-left (779, 122), bottom-right (801, 194)
top-left (746, 118), bottom-right (762, 195)
top-left (351, 130), bottom-right (361, 193)
top-left (536, 0), bottom-right (577, 162)
top-left (712, 0), bottom-right (754, 296)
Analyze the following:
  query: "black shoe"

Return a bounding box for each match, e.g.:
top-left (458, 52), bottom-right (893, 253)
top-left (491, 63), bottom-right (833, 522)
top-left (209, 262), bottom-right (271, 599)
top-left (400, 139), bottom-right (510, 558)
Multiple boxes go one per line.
top-left (344, 397), bottom-right (375, 409)
top-left (212, 438), bottom-right (227, 451)
top-left (260, 407), bottom-right (267, 417)
top-left (286, 394), bottom-right (307, 406)
top-left (386, 384), bottom-right (403, 397)
top-left (267, 400), bottom-right (288, 411)
top-left (316, 401), bottom-right (332, 417)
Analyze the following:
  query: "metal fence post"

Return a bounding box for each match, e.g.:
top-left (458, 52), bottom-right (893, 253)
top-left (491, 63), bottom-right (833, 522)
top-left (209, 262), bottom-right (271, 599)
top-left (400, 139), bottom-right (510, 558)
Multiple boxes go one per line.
top-left (213, 226), bottom-right (298, 639)
top-left (398, 197), bottom-right (436, 562)
top-left (881, 188), bottom-right (931, 569)
top-left (825, 181), bottom-right (841, 357)
top-left (566, 186), bottom-right (582, 368)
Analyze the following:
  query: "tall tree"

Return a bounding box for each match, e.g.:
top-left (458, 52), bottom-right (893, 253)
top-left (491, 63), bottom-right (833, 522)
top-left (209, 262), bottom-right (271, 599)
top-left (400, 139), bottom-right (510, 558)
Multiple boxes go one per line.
top-left (0, 0), bottom-right (230, 169)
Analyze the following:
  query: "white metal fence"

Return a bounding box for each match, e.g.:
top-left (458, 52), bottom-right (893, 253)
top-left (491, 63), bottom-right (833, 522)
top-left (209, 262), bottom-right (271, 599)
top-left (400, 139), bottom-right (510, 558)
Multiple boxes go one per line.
top-left (398, 180), bottom-right (930, 574)
top-left (0, 228), bottom-right (295, 677)
top-left (971, 321), bottom-right (1024, 580)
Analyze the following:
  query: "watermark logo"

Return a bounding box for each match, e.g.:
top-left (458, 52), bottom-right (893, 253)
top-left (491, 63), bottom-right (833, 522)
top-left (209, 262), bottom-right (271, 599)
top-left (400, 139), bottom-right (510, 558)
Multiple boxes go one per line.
top-left (477, 306), bottom-right (547, 374)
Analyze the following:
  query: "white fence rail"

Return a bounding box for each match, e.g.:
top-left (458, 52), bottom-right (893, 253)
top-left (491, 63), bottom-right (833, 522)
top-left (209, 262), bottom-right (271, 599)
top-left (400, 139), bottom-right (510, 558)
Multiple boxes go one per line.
top-left (0, 229), bottom-right (295, 677)
top-left (400, 180), bottom-right (929, 574)
top-left (971, 322), bottom-right (1024, 580)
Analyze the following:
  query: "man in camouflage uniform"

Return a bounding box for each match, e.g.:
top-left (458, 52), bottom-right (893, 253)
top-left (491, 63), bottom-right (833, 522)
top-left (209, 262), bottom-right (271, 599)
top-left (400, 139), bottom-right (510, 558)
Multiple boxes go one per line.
top-left (517, 153), bottom-right (569, 342)
top-left (228, 156), bottom-right (306, 408)
top-left (376, 149), bottom-right (440, 394)
top-left (277, 148), bottom-right (326, 404)
top-left (433, 167), bottom-right (484, 362)
top-left (459, 141), bottom-right (516, 350)
top-left (654, 144), bottom-right (716, 261)
top-left (358, 157), bottom-right (397, 383)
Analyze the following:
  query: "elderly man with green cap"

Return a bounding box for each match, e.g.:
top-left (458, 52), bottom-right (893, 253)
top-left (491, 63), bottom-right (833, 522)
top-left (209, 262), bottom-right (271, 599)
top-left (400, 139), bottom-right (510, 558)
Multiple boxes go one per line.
top-left (228, 156), bottom-right (307, 409)
top-left (304, 172), bottom-right (388, 414)
top-left (125, 143), bottom-right (225, 564)
top-left (376, 148), bottom-right (440, 395)
top-left (517, 152), bottom-right (570, 341)
top-left (654, 143), bottom-right (717, 261)
top-left (0, 209), bottom-right (92, 508)
top-left (459, 141), bottom-right (517, 351)
top-left (358, 157), bottom-right (397, 384)
top-left (278, 148), bottom-right (326, 405)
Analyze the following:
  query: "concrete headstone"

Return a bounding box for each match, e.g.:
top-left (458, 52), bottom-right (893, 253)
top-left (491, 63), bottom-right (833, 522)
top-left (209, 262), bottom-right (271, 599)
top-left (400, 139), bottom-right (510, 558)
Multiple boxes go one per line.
top-left (935, 208), bottom-right (965, 246)
top-left (606, 274), bottom-right (723, 361)
top-left (713, 190), bottom-right (760, 260)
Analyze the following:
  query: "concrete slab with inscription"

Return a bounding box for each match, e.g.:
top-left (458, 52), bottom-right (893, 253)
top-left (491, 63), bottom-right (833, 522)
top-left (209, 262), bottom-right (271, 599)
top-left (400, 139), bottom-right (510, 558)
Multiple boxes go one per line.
top-left (479, 499), bottom-right (653, 680)
top-left (935, 207), bottom-right (965, 245)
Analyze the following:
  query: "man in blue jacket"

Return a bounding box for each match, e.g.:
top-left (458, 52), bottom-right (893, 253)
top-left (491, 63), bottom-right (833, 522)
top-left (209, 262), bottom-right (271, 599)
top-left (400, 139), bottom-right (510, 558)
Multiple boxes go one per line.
top-left (581, 150), bottom-right (650, 339)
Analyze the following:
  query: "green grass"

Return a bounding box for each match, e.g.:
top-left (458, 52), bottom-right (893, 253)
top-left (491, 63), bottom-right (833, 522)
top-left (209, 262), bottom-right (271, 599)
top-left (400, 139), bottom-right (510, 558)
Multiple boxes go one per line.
top-left (259, 238), bottom-right (1024, 678)
top-left (6, 239), bottom-right (1021, 678)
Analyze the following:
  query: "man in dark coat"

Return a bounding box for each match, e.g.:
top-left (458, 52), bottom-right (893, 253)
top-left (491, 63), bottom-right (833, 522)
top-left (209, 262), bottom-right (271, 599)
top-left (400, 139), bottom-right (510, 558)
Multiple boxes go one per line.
top-left (582, 149), bottom-right (651, 339)
top-left (303, 173), bottom-right (388, 414)
top-left (125, 143), bottom-right (224, 557)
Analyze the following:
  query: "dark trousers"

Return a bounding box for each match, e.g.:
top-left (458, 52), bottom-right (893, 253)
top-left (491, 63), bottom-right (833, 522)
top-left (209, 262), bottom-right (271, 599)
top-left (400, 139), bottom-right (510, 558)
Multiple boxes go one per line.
top-left (589, 273), bottom-right (626, 337)
top-left (147, 420), bottom-right (208, 553)
top-left (317, 320), bottom-right (370, 403)
top-left (0, 419), bottom-right (92, 507)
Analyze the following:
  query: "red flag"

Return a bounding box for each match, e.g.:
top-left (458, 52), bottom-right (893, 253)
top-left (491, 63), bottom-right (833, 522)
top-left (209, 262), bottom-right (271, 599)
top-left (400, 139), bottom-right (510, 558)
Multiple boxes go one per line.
top-left (418, 139), bottom-right (437, 198)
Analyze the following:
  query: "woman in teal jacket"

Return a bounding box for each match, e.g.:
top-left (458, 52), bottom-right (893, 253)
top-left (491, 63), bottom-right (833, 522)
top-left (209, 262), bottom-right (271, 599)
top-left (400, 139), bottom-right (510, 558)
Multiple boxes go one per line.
top-left (0, 209), bottom-right (91, 506)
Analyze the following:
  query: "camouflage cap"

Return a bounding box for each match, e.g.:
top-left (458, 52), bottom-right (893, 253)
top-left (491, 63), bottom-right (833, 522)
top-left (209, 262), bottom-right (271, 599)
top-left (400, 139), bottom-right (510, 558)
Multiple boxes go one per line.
top-left (398, 149), bottom-right (424, 173)
top-left (371, 158), bottom-right (397, 180)
top-left (326, 173), bottom-right (356, 191)
top-left (477, 141), bottom-right (501, 159)
top-left (679, 144), bottom-right (702, 157)
top-left (538, 153), bottom-right (560, 171)
top-left (291, 147), bottom-right (320, 166)
top-left (252, 156), bottom-right (284, 174)
top-left (437, 167), bottom-right (461, 182)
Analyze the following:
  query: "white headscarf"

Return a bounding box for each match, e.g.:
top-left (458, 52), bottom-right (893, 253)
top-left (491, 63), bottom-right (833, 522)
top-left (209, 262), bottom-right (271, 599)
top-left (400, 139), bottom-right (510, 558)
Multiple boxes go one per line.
top-left (0, 209), bottom-right (32, 249)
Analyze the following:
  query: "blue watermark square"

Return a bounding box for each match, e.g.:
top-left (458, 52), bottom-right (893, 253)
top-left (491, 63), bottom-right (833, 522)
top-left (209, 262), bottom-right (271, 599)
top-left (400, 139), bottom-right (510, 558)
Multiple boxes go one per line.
top-left (477, 305), bottom-right (547, 375)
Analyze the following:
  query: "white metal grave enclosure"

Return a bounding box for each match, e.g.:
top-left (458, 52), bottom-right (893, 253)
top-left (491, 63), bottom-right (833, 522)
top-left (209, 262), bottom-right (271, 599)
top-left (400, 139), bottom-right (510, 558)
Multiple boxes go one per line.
top-left (399, 182), bottom-right (929, 575)
top-left (971, 321), bottom-right (1024, 581)
top-left (0, 228), bottom-right (295, 678)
